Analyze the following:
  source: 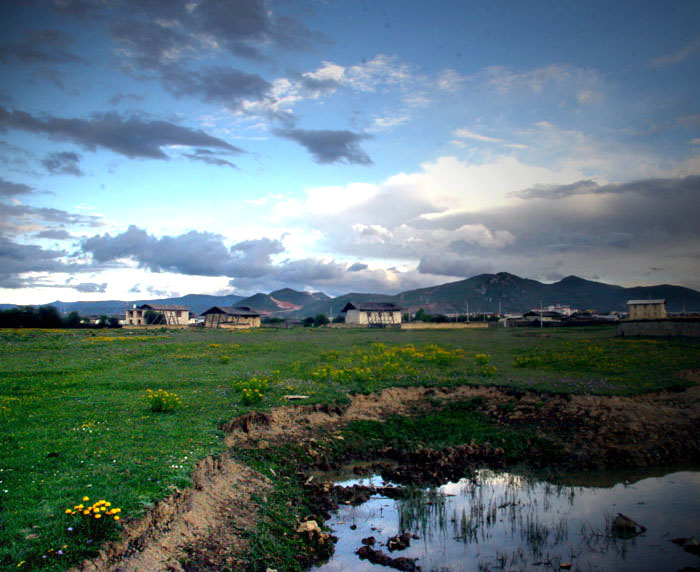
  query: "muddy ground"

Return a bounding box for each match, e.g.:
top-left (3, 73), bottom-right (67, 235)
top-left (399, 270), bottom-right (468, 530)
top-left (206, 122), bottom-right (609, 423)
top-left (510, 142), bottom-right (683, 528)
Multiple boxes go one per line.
top-left (73, 374), bottom-right (700, 572)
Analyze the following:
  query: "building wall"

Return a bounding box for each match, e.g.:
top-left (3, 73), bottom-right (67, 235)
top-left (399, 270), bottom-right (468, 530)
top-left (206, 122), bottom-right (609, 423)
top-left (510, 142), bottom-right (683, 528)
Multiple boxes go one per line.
top-left (125, 309), bottom-right (144, 325)
top-left (345, 309), bottom-right (402, 325)
top-left (629, 303), bottom-right (667, 320)
top-left (204, 313), bottom-right (260, 328)
top-left (617, 319), bottom-right (700, 337)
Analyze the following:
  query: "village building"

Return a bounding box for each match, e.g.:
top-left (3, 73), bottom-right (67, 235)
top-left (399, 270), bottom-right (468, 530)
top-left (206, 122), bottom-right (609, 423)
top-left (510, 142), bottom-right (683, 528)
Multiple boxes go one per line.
top-left (626, 299), bottom-right (667, 320)
top-left (125, 304), bottom-right (190, 326)
top-left (341, 302), bottom-right (402, 327)
top-left (201, 306), bottom-right (261, 329)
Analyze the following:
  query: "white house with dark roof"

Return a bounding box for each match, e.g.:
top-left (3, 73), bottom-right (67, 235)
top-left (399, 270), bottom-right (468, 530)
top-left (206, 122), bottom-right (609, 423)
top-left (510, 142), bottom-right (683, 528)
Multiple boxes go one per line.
top-left (201, 306), bottom-right (261, 329)
top-left (125, 304), bottom-right (190, 326)
top-left (626, 299), bottom-right (667, 320)
top-left (341, 302), bottom-right (402, 327)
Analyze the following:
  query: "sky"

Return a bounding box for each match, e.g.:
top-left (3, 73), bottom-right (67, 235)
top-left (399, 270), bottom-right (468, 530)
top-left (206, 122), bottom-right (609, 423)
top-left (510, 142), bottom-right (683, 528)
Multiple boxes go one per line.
top-left (1, 0), bottom-right (700, 305)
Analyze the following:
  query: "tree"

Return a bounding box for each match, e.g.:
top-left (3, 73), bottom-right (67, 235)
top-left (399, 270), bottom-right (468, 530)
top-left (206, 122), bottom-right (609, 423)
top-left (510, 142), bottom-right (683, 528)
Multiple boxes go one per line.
top-left (302, 316), bottom-right (315, 327)
top-left (65, 311), bottom-right (82, 328)
top-left (415, 308), bottom-right (427, 322)
top-left (314, 313), bottom-right (330, 327)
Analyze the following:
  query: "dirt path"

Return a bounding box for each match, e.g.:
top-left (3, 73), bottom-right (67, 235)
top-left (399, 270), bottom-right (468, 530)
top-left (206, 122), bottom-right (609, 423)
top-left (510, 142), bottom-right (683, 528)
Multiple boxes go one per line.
top-left (73, 378), bottom-right (700, 572)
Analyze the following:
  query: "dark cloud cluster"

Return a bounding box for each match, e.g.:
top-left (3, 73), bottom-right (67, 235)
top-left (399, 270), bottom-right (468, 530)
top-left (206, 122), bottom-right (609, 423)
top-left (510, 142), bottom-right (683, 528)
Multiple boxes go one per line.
top-left (0, 106), bottom-right (240, 160)
top-left (0, 177), bottom-right (33, 197)
top-left (33, 229), bottom-right (74, 240)
top-left (182, 148), bottom-right (237, 169)
top-left (0, 28), bottom-right (86, 65)
top-left (274, 128), bottom-right (373, 165)
top-left (417, 253), bottom-right (493, 278)
top-left (45, 0), bottom-right (365, 166)
top-left (73, 281), bottom-right (107, 293)
top-left (78, 224), bottom-right (405, 295)
top-left (41, 151), bottom-right (83, 176)
top-left (81, 225), bottom-right (285, 277)
top-left (161, 66), bottom-right (271, 110)
top-left (105, 0), bottom-right (320, 65)
top-left (0, 234), bottom-right (72, 288)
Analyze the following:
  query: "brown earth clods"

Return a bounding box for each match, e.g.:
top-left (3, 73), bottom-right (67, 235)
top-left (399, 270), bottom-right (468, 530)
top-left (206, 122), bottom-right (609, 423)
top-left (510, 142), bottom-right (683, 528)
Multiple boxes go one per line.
top-left (73, 374), bottom-right (700, 572)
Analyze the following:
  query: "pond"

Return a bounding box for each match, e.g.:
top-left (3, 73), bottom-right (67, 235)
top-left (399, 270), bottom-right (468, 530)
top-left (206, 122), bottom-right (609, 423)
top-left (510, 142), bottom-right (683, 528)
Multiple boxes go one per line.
top-left (314, 468), bottom-right (700, 572)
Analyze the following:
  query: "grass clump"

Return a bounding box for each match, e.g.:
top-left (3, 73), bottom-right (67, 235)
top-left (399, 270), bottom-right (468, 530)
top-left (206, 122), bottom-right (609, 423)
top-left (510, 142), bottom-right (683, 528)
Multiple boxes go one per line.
top-left (145, 388), bottom-right (181, 412)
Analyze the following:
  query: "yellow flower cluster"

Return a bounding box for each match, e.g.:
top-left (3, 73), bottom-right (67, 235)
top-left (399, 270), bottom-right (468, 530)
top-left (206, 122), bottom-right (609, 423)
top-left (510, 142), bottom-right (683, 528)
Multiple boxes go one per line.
top-left (65, 497), bottom-right (122, 521)
top-left (233, 375), bottom-right (270, 405)
top-left (145, 388), bottom-right (181, 412)
top-left (313, 342), bottom-right (467, 383)
top-left (85, 335), bottom-right (155, 342)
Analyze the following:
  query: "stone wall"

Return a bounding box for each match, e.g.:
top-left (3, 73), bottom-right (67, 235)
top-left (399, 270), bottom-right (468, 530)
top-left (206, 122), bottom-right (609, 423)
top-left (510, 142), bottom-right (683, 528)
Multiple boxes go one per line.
top-left (617, 319), bottom-right (700, 337)
top-left (400, 322), bottom-right (489, 330)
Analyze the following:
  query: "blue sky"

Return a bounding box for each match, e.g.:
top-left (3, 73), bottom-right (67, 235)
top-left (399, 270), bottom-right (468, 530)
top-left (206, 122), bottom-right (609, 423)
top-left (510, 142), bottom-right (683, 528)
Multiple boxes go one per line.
top-left (1, 0), bottom-right (699, 304)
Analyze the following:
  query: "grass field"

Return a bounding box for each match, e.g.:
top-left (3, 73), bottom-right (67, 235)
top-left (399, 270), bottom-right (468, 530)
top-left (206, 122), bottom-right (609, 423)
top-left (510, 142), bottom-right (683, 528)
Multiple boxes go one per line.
top-left (1, 325), bottom-right (699, 570)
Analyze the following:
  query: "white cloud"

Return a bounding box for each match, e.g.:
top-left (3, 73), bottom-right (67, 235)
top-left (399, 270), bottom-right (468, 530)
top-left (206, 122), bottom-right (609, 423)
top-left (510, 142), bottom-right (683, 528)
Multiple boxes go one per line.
top-left (453, 128), bottom-right (503, 144)
top-left (344, 54), bottom-right (416, 93)
top-left (650, 37), bottom-right (700, 67)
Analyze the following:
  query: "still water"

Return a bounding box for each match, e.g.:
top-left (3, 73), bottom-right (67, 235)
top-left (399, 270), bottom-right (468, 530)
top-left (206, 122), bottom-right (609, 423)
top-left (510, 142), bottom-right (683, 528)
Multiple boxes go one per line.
top-left (314, 469), bottom-right (700, 572)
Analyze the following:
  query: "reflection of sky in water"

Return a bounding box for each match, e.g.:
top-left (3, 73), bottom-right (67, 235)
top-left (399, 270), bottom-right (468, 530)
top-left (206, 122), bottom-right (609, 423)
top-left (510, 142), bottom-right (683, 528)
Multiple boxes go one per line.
top-left (314, 470), bottom-right (700, 572)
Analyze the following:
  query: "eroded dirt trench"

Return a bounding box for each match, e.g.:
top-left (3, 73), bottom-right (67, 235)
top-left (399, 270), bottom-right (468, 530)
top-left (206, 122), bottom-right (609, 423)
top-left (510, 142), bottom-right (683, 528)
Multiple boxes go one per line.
top-left (74, 377), bottom-right (700, 572)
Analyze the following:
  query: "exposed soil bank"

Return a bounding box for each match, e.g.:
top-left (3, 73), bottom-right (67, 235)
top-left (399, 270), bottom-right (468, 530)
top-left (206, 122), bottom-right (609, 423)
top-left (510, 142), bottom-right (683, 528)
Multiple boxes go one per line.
top-left (73, 376), bottom-right (700, 572)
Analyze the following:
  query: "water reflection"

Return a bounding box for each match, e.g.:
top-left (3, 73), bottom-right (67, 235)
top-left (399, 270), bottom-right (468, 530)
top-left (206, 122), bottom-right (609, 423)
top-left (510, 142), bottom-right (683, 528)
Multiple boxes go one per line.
top-left (315, 470), bottom-right (700, 572)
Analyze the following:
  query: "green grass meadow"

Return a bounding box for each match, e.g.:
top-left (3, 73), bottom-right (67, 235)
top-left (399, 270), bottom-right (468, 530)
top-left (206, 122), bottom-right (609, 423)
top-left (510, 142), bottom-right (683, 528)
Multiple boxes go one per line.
top-left (1, 326), bottom-right (699, 570)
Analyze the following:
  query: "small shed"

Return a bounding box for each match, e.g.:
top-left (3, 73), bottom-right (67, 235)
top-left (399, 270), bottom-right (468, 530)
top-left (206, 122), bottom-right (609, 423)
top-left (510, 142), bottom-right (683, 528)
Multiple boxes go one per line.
top-left (626, 299), bottom-right (667, 320)
top-left (125, 304), bottom-right (190, 326)
top-left (201, 306), bottom-right (261, 329)
top-left (341, 302), bottom-right (402, 327)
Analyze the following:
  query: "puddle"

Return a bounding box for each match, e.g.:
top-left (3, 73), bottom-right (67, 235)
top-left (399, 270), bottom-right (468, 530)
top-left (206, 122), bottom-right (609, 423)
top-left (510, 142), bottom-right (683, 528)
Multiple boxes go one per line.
top-left (314, 469), bottom-right (700, 572)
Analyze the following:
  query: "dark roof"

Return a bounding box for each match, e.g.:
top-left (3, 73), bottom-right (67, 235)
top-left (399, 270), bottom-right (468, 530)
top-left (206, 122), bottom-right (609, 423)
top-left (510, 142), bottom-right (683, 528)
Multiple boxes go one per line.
top-left (138, 304), bottom-right (189, 311)
top-left (523, 310), bottom-right (564, 318)
top-left (627, 299), bottom-right (666, 305)
top-left (341, 301), bottom-right (401, 313)
top-left (200, 306), bottom-right (261, 317)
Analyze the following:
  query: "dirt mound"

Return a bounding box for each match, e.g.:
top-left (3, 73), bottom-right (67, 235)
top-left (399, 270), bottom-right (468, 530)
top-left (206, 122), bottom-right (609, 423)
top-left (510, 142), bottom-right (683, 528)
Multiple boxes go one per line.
top-left (75, 379), bottom-right (700, 571)
top-left (72, 456), bottom-right (269, 572)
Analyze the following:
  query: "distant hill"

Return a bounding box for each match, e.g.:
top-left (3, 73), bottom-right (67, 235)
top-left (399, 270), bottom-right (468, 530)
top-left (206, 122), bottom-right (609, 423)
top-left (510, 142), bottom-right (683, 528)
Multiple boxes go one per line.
top-left (3, 274), bottom-right (700, 318)
top-left (290, 273), bottom-right (700, 317)
top-left (236, 289), bottom-right (332, 315)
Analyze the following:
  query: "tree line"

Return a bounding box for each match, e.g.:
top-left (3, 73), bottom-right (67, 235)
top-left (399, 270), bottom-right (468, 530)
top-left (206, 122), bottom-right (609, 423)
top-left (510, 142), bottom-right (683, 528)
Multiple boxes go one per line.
top-left (0, 305), bottom-right (121, 329)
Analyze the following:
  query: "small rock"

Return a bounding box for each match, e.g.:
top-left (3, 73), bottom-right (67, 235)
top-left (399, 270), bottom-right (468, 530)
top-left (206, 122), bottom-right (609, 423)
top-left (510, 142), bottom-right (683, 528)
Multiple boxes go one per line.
top-left (388, 532), bottom-right (412, 551)
top-left (297, 520), bottom-right (321, 535)
top-left (612, 513), bottom-right (646, 537)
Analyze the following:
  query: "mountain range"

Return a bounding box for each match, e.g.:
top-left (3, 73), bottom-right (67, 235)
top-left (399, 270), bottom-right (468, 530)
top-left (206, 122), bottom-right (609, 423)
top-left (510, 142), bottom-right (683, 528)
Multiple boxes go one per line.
top-left (2, 273), bottom-right (700, 318)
